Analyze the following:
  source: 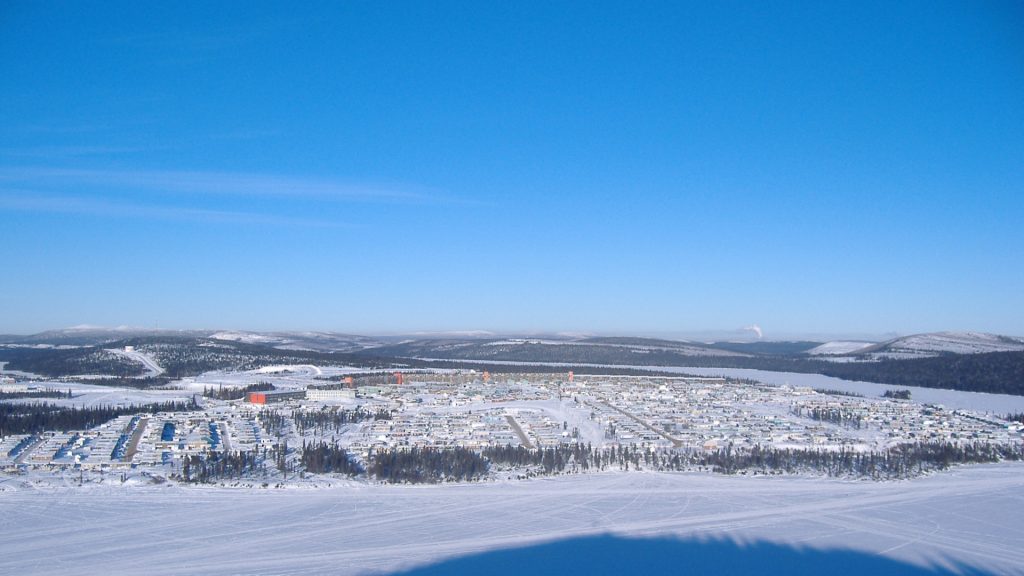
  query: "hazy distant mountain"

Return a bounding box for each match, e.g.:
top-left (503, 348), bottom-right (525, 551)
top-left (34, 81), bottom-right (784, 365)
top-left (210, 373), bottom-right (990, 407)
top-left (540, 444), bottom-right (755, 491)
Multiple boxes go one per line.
top-left (703, 341), bottom-right (823, 356)
top-left (2, 326), bottom-right (211, 347)
top-left (364, 336), bottom-right (752, 365)
top-left (3, 329), bottom-right (1023, 395)
top-left (0, 327), bottom-right (384, 353)
top-left (367, 336), bottom-right (827, 361)
top-left (209, 331), bottom-right (384, 352)
top-left (6, 328), bottom-right (1022, 359)
top-left (814, 332), bottom-right (1024, 359)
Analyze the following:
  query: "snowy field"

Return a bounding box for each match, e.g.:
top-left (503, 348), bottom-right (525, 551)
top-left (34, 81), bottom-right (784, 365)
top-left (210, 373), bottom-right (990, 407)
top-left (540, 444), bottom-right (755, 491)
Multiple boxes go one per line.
top-left (1, 463), bottom-right (1023, 575)
top-left (5, 380), bottom-right (194, 408)
top-left (178, 365), bottom-right (376, 393)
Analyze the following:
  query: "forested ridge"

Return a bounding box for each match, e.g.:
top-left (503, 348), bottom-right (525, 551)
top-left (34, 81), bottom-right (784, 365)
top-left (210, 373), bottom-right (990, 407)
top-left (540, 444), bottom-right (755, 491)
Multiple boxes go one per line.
top-left (4, 336), bottom-right (1023, 395)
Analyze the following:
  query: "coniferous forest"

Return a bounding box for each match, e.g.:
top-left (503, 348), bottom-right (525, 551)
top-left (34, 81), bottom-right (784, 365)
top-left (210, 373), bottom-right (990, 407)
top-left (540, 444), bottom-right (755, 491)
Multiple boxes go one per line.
top-left (292, 407), bottom-right (392, 434)
top-left (173, 440), bottom-right (1023, 485)
top-left (202, 381), bottom-right (275, 400)
top-left (0, 399), bottom-right (197, 436)
top-left (366, 446), bottom-right (490, 483)
top-left (300, 441), bottom-right (364, 475)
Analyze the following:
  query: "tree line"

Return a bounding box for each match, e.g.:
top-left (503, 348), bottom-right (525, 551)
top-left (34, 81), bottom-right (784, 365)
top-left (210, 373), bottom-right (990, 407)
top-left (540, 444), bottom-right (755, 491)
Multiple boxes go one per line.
top-left (481, 441), bottom-right (1022, 479)
top-left (202, 381), bottom-right (275, 400)
top-left (812, 388), bottom-right (863, 398)
top-left (300, 441), bottom-right (364, 475)
top-left (292, 406), bottom-right (391, 435)
top-left (0, 389), bottom-right (72, 401)
top-left (257, 410), bottom-right (289, 437)
top-left (180, 451), bottom-right (265, 483)
top-left (791, 405), bottom-right (865, 429)
top-left (882, 389), bottom-right (912, 400)
top-left (0, 398), bottom-right (197, 436)
top-left (169, 438), bottom-right (1024, 484)
top-left (0, 347), bottom-right (146, 378)
top-left (365, 446), bottom-right (489, 483)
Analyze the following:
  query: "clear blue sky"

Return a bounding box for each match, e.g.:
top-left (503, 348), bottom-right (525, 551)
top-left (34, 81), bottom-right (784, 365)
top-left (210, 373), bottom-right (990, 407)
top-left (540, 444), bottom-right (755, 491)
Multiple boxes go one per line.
top-left (1, 2), bottom-right (1022, 338)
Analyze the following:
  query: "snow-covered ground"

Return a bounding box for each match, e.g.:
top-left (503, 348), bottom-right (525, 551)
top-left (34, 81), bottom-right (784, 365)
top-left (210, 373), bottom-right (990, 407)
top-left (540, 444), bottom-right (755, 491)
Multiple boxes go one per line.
top-left (807, 341), bottom-right (874, 355)
top-left (879, 332), bottom-right (1024, 355)
top-left (176, 365), bottom-right (369, 393)
top-left (8, 381), bottom-right (194, 408)
top-left (210, 330), bottom-right (283, 345)
top-left (762, 332), bottom-right (1024, 361)
top-left (209, 330), bottom-right (383, 352)
top-left (0, 361), bottom-right (43, 379)
top-left (3, 362), bottom-right (1024, 574)
top-left (1, 464), bottom-right (1022, 575)
top-left (104, 348), bottom-right (165, 377)
top-left (670, 366), bottom-right (1024, 413)
top-left (816, 332), bottom-right (1024, 361)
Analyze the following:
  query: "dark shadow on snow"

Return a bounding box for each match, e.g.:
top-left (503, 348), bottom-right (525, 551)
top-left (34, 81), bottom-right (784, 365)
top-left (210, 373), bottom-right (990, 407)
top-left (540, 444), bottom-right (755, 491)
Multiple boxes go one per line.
top-left (381, 534), bottom-right (991, 576)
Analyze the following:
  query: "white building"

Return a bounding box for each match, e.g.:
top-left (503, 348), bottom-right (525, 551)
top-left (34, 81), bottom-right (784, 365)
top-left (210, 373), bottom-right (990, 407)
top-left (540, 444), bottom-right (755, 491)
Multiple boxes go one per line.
top-left (0, 378), bottom-right (27, 392)
top-left (306, 387), bottom-right (356, 401)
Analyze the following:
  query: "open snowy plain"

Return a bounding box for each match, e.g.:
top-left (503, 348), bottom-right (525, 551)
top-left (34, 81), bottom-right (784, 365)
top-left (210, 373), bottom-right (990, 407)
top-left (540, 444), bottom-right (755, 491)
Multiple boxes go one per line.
top-left (2, 463), bottom-right (1022, 575)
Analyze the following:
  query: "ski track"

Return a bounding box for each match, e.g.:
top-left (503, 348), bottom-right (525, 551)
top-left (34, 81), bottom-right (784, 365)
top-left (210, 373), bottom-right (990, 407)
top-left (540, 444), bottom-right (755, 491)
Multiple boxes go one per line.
top-left (1, 464), bottom-right (1023, 575)
top-left (104, 348), bottom-right (165, 378)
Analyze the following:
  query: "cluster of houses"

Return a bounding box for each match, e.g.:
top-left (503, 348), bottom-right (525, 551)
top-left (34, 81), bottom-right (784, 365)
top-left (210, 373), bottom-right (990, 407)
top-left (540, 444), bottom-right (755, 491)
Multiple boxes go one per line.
top-left (791, 396), bottom-right (1017, 445)
top-left (3, 371), bottom-right (1022, 475)
top-left (347, 409), bottom-right (518, 451)
top-left (1, 407), bottom-right (273, 472)
top-left (565, 376), bottom-right (1021, 451)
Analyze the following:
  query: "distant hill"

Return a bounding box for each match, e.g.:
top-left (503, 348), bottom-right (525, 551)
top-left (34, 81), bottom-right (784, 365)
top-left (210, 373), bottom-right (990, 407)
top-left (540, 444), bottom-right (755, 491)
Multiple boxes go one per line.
top-left (4, 329), bottom-right (1024, 396)
top-left (364, 336), bottom-right (749, 365)
top-left (209, 331), bottom-right (384, 352)
top-left (807, 341), bottom-right (876, 355)
top-left (578, 337), bottom-right (821, 356)
top-left (363, 333), bottom-right (1024, 396)
top-left (0, 335), bottom-right (392, 380)
top-left (3, 327), bottom-right (211, 347)
top-left (579, 336), bottom-right (702, 348)
top-left (705, 341), bottom-right (822, 356)
top-left (0, 327), bottom-right (385, 353)
top-left (857, 332), bottom-right (1024, 358)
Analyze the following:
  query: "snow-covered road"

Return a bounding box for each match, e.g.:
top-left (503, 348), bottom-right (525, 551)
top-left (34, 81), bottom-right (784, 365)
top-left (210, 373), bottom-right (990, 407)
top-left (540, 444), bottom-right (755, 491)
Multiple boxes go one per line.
top-left (105, 348), bottom-right (165, 377)
top-left (1, 464), bottom-right (1022, 575)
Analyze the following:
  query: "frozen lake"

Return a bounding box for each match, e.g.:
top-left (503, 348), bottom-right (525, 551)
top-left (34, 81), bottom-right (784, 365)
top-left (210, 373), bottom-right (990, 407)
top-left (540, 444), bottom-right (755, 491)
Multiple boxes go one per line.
top-left (1, 463), bottom-right (1023, 575)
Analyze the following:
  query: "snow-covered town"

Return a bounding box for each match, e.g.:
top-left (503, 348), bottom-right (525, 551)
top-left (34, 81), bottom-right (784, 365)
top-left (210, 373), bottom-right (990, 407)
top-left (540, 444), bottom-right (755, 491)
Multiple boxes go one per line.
top-left (6, 2), bottom-right (1024, 573)
top-left (3, 364), bottom-right (1021, 483)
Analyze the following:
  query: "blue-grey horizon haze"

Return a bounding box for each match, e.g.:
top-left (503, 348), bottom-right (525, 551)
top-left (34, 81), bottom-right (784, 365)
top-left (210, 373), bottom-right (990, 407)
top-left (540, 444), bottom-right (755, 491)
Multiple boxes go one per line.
top-left (1, 2), bottom-right (1022, 337)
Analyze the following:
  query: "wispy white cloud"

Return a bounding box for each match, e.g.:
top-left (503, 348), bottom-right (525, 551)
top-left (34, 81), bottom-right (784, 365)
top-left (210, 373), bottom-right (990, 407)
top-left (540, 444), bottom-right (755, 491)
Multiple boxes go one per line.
top-left (0, 167), bottom-right (436, 203)
top-left (0, 189), bottom-right (341, 228)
